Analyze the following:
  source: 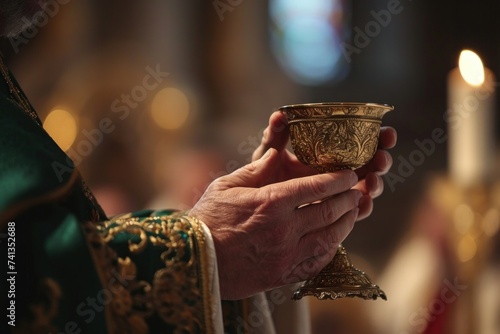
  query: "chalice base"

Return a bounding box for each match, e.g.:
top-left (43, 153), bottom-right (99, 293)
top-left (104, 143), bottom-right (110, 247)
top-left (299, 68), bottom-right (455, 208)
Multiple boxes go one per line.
top-left (292, 245), bottom-right (387, 301)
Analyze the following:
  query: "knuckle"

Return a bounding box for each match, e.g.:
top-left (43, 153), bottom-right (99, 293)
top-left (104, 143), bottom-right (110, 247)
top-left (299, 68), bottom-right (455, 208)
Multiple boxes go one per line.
top-left (208, 174), bottom-right (231, 191)
top-left (205, 179), bottom-right (220, 192)
top-left (326, 227), bottom-right (342, 247)
top-left (255, 192), bottom-right (292, 240)
top-left (259, 189), bottom-right (286, 213)
top-left (321, 203), bottom-right (337, 224)
top-left (309, 178), bottom-right (329, 198)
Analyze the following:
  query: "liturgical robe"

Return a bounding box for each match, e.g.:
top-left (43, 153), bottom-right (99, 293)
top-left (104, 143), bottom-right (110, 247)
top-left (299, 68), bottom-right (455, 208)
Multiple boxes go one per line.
top-left (0, 57), bottom-right (310, 334)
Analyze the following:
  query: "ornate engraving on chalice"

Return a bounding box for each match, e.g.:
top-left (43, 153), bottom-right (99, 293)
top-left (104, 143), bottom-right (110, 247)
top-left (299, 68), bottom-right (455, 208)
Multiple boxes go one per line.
top-left (280, 102), bottom-right (394, 301)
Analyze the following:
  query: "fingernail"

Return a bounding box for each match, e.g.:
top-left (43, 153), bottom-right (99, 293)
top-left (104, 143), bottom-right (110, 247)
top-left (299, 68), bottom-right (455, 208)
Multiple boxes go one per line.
top-left (385, 151), bottom-right (393, 168)
top-left (350, 171), bottom-right (359, 186)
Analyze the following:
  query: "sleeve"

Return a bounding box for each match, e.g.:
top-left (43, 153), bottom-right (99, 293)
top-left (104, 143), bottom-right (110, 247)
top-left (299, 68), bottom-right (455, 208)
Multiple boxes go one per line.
top-left (83, 209), bottom-right (224, 334)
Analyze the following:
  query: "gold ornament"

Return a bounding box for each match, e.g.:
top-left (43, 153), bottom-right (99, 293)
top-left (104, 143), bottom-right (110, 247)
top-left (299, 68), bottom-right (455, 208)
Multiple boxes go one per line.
top-left (280, 102), bottom-right (393, 301)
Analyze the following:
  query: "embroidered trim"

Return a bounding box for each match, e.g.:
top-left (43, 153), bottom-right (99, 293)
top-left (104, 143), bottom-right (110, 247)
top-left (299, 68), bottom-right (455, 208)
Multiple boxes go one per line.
top-left (0, 56), bottom-right (41, 125)
top-left (82, 221), bottom-right (149, 334)
top-left (83, 212), bottom-right (212, 333)
top-left (189, 216), bottom-right (214, 334)
top-left (12, 278), bottom-right (62, 334)
top-left (80, 178), bottom-right (105, 222)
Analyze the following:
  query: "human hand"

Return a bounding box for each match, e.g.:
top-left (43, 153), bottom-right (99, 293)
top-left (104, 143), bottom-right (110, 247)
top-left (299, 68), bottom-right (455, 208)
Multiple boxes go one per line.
top-left (189, 150), bottom-right (361, 300)
top-left (253, 111), bottom-right (397, 221)
top-left (352, 126), bottom-right (397, 220)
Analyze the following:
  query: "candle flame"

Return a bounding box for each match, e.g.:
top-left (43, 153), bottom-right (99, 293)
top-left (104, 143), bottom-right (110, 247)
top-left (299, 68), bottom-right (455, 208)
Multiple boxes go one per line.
top-left (459, 50), bottom-right (485, 86)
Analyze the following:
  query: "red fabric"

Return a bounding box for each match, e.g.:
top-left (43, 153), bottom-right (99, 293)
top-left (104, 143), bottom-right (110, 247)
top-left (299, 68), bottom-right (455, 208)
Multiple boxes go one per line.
top-left (422, 290), bottom-right (450, 334)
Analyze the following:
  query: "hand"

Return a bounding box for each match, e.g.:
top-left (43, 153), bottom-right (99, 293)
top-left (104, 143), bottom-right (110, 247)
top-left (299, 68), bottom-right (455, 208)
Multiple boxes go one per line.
top-left (189, 150), bottom-right (361, 300)
top-left (253, 111), bottom-right (397, 221)
top-left (352, 126), bottom-right (397, 220)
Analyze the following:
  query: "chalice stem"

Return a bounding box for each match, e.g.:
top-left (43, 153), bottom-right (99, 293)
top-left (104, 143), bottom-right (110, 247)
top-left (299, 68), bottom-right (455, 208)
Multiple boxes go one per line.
top-left (292, 244), bottom-right (387, 300)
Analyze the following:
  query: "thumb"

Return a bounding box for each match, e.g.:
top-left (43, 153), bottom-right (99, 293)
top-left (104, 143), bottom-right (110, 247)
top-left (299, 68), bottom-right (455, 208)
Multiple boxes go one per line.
top-left (252, 111), bottom-right (289, 161)
top-left (224, 148), bottom-right (279, 188)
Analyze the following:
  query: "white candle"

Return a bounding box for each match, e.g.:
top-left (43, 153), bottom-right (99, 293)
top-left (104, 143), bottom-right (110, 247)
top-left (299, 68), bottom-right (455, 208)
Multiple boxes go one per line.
top-left (448, 50), bottom-right (496, 187)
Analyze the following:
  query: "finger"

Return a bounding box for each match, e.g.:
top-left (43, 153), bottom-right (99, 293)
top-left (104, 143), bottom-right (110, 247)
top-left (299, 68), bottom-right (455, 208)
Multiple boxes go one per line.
top-left (266, 170), bottom-right (358, 207)
top-left (282, 151), bottom-right (319, 178)
top-left (355, 150), bottom-right (392, 179)
top-left (217, 148), bottom-right (280, 188)
top-left (294, 189), bottom-right (361, 235)
top-left (366, 173), bottom-right (384, 197)
top-left (252, 111), bottom-right (289, 161)
top-left (357, 195), bottom-right (373, 221)
top-left (352, 173), bottom-right (384, 197)
top-left (295, 208), bottom-right (359, 265)
top-left (379, 127), bottom-right (397, 149)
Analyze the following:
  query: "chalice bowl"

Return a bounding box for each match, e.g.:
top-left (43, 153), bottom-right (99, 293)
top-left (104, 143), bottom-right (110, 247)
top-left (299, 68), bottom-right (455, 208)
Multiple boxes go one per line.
top-left (280, 102), bottom-right (393, 301)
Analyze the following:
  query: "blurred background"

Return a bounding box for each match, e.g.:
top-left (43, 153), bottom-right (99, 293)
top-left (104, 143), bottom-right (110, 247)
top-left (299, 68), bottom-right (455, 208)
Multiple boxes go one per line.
top-left (1, 0), bottom-right (499, 333)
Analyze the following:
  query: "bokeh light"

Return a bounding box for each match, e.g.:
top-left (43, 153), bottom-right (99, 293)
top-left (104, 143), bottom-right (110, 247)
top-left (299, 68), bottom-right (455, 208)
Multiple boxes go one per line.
top-left (150, 87), bottom-right (190, 130)
top-left (482, 208), bottom-right (500, 237)
top-left (457, 235), bottom-right (477, 263)
top-left (453, 204), bottom-right (474, 235)
top-left (43, 108), bottom-right (78, 151)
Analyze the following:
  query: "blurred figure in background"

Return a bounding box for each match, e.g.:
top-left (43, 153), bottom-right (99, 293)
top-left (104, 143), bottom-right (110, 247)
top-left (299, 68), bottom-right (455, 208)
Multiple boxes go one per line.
top-left (148, 138), bottom-right (232, 211)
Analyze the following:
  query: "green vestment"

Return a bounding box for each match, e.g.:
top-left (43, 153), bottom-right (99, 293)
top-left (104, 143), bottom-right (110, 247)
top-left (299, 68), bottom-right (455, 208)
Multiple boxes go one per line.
top-left (0, 57), bottom-right (247, 334)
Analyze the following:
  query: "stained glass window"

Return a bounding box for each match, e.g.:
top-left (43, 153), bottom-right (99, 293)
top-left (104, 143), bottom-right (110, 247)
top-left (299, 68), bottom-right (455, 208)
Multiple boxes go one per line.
top-left (270, 0), bottom-right (350, 85)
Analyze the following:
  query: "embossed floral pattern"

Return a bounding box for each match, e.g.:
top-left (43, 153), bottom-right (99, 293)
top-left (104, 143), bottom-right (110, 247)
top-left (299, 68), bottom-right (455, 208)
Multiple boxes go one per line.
top-left (281, 103), bottom-right (393, 172)
top-left (288, 118), bottom-right (381, 172)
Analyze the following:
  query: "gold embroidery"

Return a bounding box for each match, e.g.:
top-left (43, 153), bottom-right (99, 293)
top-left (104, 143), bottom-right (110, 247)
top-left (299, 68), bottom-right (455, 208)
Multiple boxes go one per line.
top-left (0, 56), bottom-right (41, 125)
top-left (13, 278), bottom-right (62, 334)
top-left (82, 220), bottom-right (151, 334)
top-left (80, 178), bottom-right (105, 222)
top-left (83, 212), bottom-right (212, 333)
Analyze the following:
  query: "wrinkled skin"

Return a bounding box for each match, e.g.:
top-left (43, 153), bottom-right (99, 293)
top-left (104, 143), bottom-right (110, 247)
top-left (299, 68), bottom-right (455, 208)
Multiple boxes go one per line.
top-left (190, 111), bottom-right (396, 299)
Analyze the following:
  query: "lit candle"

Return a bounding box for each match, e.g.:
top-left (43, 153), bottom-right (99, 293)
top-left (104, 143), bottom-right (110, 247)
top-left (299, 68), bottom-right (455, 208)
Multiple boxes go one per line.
top-left (448, 50), bottom-right (496, 187)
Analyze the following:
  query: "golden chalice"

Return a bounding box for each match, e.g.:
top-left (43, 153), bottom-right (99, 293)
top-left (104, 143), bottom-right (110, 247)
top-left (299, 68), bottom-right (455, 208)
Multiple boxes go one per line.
top-left (280, 102), bottom-right (393, 301)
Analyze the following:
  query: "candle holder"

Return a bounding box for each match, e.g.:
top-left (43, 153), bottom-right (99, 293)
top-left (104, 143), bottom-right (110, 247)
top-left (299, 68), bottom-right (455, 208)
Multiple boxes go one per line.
top-left (280, 102), bottom-right (393, 301)
top-left (427, 177), bottom-right (500, 334)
